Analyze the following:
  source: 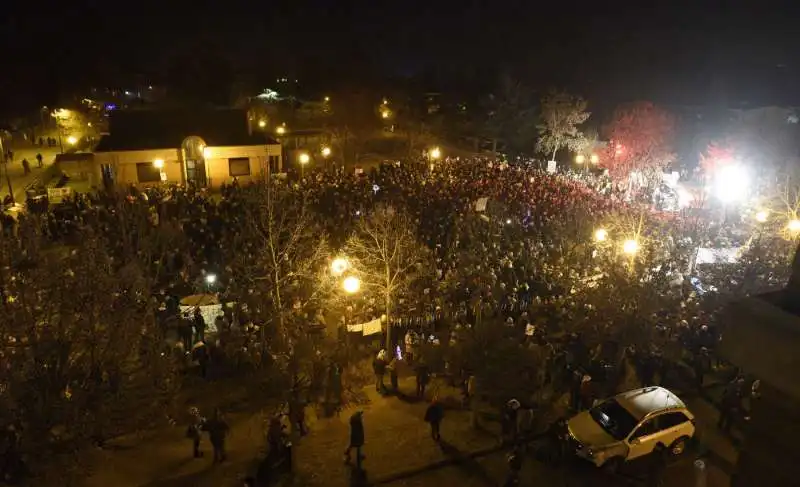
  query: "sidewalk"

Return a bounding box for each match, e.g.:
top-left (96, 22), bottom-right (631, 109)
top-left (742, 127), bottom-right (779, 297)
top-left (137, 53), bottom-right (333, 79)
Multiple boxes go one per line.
top-left (0, 145), bottom-right (60, 202)
top-left (74, 375), bottom-right (500, 487)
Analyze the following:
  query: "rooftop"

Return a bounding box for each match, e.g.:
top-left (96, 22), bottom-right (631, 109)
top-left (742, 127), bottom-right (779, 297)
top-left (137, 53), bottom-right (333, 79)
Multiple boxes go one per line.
top-left (616, 387), bottom-right (686, 420)
top-left (94, 108), bottom-right (278, 152)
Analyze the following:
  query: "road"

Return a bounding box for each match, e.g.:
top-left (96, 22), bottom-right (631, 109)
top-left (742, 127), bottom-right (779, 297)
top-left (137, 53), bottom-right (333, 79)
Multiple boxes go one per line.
top-left (0, 144), bottom-right (60, 203)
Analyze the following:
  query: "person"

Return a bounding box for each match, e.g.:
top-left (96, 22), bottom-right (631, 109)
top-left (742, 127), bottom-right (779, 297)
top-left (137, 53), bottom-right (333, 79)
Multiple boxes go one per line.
top-left (192, 341), bottom-right (210, 378)
top-left (718, 378), bottom-right (743, 435)
top-left (193, 306), bottom-right (206, 343)
top-left (387, 356), bottom-right (399, 393)
top-left (504, 445), bottom-right (523, 487)
top-left (503, 399), bottom-right (520, 445)
top-left (204, 408), bottom-right (230, 463)
top-left (21, 159), bottom-right (30, 175)
top-left (424, 397), bottom-right (444, 441)
top-left (35, 153), bottom-right (43, 168)
top-left (415, 362), bottom-right (430, 398)
top-left (185, 407), bottom-right (206, 458)
top-left (267, 416), bottom-right (285, 454)
top-left (372, 353), bottom-right (387, 393)
top-left (343, 411), bottom-right (365, 468)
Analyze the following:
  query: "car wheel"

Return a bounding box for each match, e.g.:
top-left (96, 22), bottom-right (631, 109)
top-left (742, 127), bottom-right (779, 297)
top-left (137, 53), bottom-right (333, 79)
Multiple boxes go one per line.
top-left (669, 437), bottom-right (688, 456)
top-left (602, 457), bottom-right (622, 474)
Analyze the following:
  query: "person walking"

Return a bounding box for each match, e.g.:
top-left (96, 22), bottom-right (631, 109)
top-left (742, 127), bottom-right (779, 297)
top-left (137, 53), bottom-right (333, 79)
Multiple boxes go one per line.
top-left (35, 153), bottom-right (43, 168)
top-left (344, 411), bottom-right (365, 468)
top-left (185, 407), bottom-right (206, 458)
top-left (424, 397), bottom-right (444, 442)
top-left (21, 159), bottom-right (30, 175)
top-left (205, 408), bottom-right (230, 463)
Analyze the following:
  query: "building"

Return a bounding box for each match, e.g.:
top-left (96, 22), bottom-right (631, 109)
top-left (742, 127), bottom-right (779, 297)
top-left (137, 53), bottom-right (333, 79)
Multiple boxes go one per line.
top-left (93, 109), bottom-right (282, 189)
top-left (720, 244), bottom-right (800, 486)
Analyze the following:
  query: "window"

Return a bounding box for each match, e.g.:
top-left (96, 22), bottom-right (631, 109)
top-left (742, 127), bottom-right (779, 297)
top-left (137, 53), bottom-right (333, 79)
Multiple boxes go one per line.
top-left (658, 412), bottom-right (689, 429)
top-left (228, 157), bottom-right (251, 176)
top-left (589, 399), bottom-right (639, 441)
top-left (136, 162), bottom-right (161, 183)
top-left (630, 418), bottom-right (658, 440)
top-left (268, 155), bottom-right (281, 173)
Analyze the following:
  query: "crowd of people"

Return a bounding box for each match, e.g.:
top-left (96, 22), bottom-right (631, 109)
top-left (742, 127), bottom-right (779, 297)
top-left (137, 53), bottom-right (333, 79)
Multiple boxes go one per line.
top-left (0, 154), bottom-right (783, 484)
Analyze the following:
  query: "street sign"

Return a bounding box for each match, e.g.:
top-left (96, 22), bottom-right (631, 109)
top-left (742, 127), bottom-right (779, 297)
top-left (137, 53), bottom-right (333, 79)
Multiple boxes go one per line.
top-left (547, 160), bottom-right (557, 173)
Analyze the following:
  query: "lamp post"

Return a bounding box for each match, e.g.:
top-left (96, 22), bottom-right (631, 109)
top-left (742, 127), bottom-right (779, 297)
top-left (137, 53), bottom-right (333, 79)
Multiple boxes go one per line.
top-left (341, 275), bottom-right (361, 345)
top-left (298, 152), bottom-right (310, 179)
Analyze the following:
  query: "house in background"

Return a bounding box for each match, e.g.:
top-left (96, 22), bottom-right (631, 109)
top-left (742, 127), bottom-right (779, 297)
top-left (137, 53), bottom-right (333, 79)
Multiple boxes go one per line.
top-left (93, 108), bottom-right (282, 189)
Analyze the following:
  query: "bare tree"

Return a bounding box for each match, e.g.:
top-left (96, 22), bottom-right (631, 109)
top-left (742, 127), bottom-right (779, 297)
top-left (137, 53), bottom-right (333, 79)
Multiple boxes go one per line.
top-left (344, 206), bottom-right (431, 352)
top-left (229, 182), bottom-right (333, 387)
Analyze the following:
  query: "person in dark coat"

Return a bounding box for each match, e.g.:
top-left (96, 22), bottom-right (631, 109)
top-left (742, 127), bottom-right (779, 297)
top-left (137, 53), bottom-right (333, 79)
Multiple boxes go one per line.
top-left (415, 363), bottom-right (430, 398)
top-left (185, 407), bottom-right (206, 458)
top-left (344, 411), bottom-right (365, 468)
top-left (193, 306), bottom-right (206, 343)
top-left (372, 355), bottom-right (386, 393)
top-left (204, 409), bottom-right (229, 463)
top-left (424, 398), bottom-right (444, 441)
top-left (718, 378), bottom-right (744, 435)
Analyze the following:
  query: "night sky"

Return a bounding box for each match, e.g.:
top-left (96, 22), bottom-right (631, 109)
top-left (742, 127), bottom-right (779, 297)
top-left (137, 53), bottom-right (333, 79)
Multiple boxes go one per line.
top-left (2, 0), bottom-right (800, 115)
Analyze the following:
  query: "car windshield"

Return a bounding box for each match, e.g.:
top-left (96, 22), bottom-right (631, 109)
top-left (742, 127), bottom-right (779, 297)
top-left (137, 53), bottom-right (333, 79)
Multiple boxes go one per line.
top-left (589, 399), bottom-right (639, 441)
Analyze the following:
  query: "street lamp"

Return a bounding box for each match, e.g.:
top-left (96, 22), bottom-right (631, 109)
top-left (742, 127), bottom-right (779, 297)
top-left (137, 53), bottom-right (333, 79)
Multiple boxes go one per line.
top-left (153, 159), bottom-right (164, 169)
top-left (342, 276), bottom-right (361, 294)
top-left (324, 96), bottom-right (330, 102)
top-left (622, 239), bottom-right (639, 255)
top-left (321, 146), bottom-right (332, 158)
top-left (66, 136), bottom-right (78, 145)
top-left (258, 120), bottom-right (267, 128)
top-left (590, 154), bottom-right (600, 164)
top-left (594, 228), bottom-right (608, 242)
top-left (788, 219), bottom-right (800, 233)
top-left (331, 257), bottom-right (348, 276)
top-left (429, 147), bottom-right (442, 160)
top-left (298, 152), bottom-right (310, 179)
top-left (755, 210), bottom-right (769, 223)
top-left (205, 274), bottom-right (217, 287)
top-left (381, 109), bottom-right (391, 119)
top-left (575, 154), bottom-right (586, 164)
top-left (276, 125), bottom-right (287, 135)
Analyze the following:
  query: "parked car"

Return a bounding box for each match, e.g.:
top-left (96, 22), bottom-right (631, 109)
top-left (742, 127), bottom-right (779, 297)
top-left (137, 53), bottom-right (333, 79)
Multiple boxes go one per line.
top-left (566, 386), bottom-right (695, 472)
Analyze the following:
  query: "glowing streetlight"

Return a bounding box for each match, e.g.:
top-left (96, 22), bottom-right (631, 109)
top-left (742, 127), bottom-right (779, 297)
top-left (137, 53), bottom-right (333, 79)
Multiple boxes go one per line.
top-left (298, 152), bottom-right (310, 178)
top-left (321, 146), bottom-right (332, 158)
top-left (276, 125), bottom-right (287, 135)
top-left (324, 96), bottom-right (330, 102)
top-left (713, 164), bottom-right (750, 203)
top-left (622, 239), bottom-right (639, 255)
top-left (331, 257), bottom-right (348, 276)
top-left (205, 274), bottom-right (217, 285)
top-left (153, 159), bottom-right (164, 169)
top-left (788, 219), bottom-right (800, 233)
top-left (342, 276), bottom-right (361, 294)
top-left (258, 120), bottom-right (267, 128)
top-left (590, 154), bottom-right (600, 164)
top-left (202, 147), bottom-right (212, 159)
top-left (381, 109), bottom-right (391, 119)
top-left (755, 210), bottom-right (769, 223)
top-left (66, 136), bottom-right (78, 145)
top-left (594, 228), bottom-right (608, 242)
top-left (575, 154), bottom-right (586, 164)
top-left (429, 147), bottom-right (442, 160)
top-left (382, 98), bottom-right (389, 105)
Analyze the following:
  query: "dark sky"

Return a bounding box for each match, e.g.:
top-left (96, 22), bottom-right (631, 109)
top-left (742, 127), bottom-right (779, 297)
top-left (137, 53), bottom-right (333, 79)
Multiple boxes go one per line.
top-left (2, 0), bottom-right (800, 114)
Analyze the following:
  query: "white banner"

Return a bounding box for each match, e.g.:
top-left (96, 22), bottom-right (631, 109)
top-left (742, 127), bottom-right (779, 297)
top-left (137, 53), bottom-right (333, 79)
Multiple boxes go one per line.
top-left (695, 247), bottom-right (742, 265)
top-left (547, 160), bottom-right (557, 173)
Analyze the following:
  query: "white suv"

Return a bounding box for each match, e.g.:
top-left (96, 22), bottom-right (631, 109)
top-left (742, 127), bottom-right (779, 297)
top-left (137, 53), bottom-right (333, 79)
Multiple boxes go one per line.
top-left (566, 386), bottom-right (695, 471)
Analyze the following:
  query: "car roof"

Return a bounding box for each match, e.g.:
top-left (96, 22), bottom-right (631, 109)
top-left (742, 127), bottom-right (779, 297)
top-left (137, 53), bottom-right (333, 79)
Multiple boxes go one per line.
top-left (614, 386), bottom-right (688, 420)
